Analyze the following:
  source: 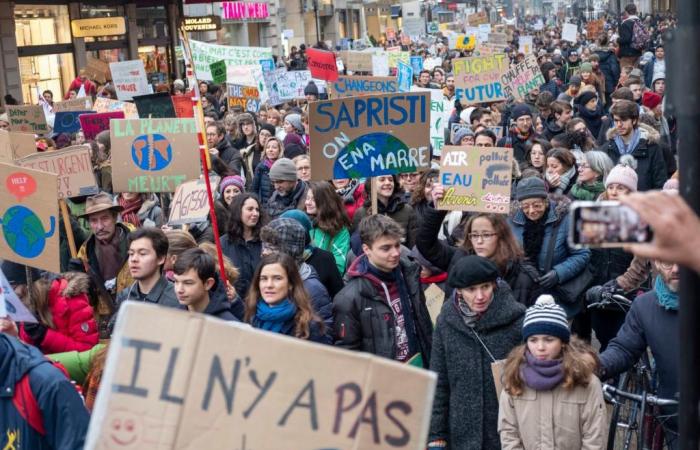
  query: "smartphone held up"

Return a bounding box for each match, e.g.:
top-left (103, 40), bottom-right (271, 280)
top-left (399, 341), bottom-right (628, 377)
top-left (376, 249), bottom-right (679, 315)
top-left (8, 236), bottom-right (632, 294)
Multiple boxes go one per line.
top-left (569, 201), bottom-right (653, 248)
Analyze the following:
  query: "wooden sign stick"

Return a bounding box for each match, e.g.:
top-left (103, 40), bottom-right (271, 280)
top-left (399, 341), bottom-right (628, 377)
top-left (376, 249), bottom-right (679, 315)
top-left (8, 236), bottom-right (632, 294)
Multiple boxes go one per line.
top-left (59, 199), bottom-right (78, 258)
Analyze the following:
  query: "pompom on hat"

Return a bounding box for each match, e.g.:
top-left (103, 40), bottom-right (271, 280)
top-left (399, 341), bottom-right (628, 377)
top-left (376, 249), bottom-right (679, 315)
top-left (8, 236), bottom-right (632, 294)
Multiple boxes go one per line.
top-left (522, 295), bottom-right (570, 343)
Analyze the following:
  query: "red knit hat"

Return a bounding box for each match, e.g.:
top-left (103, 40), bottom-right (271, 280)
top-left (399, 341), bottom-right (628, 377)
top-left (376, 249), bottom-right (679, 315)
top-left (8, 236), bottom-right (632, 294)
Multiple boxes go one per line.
top-left (642, 91), bottom-right (662, 110)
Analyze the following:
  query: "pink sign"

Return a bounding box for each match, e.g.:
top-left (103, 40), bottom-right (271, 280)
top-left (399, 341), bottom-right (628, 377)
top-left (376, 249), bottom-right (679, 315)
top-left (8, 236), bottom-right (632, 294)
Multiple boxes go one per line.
top-left (79, 111), bottom-right (125, 141)
top-left (221, 2), bottom-right (269, 20)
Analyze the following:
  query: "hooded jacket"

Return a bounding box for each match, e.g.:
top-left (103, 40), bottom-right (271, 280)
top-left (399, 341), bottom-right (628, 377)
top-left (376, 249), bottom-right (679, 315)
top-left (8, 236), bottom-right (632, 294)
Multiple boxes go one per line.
top-left (595, 49), bottom-right (621, 96)
top-left (220, 234), bottom-right (262, 300)
top-left (604, 123), bottom-right (668, 191)
top-left (428, 286), bottom-right (525, 448)
top-left (239, 143), bottom-right (263, 188)
top-left (180, 290), bottom-right (239, 321)
top-left (0, 335), bottom-right (90, 450)
top-left (541, 116), bottom-right (565, 141)
top-left (333, 255), bottom-right (433, 367)
top-left (216, 137), bottom-right (243, 175)
top-left (300, 263), bottom-right (334, 345)
top-left (19, 273), bottom-right (99, 354)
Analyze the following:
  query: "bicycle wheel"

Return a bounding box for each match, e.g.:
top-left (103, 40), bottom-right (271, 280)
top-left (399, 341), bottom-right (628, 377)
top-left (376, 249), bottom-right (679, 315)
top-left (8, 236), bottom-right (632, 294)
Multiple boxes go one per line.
top-left (646, 406), bottom-right (679, 450)
top-left (607, 372), bottom-right (641, 450)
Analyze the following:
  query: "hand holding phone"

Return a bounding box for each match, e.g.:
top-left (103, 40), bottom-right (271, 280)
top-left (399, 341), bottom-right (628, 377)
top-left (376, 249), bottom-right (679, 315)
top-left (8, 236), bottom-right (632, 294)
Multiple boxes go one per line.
top-left (569, 201), bottom-right (653, 248)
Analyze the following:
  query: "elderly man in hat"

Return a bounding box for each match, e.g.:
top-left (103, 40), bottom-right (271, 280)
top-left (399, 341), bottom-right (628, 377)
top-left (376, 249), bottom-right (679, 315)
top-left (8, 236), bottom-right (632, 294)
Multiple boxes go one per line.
top-left (265, 158), bottom-right (308, 218)
top-left (77, 192), bottom-right (135, 336)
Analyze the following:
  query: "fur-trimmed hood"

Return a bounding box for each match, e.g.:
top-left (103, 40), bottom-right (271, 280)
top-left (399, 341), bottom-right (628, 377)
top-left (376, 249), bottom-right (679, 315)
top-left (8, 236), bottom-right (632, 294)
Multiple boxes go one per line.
top-left (509, 193), bottom-right (572, 226)
top-left (605, 122), bottom-right (660, 144)
top-left (58, 272), bottom-right (91, 298)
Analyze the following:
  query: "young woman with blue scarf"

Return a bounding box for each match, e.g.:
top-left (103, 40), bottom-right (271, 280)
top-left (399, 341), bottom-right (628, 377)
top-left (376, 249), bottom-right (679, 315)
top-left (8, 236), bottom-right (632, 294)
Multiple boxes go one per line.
top-left (244, 253), bottom-right (326, 343)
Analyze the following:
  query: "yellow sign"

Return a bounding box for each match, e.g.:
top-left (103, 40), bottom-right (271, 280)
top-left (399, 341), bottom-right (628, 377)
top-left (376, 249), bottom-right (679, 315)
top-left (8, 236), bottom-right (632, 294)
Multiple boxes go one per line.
top-left (71, 17), bottom-right (126, 38)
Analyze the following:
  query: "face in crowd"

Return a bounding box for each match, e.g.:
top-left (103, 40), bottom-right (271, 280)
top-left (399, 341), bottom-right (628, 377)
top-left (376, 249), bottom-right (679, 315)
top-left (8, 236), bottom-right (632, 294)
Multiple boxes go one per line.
top-left (88, 211), bottom-right (118, 244)
top-left (128, 237), bottom-right (165, 281)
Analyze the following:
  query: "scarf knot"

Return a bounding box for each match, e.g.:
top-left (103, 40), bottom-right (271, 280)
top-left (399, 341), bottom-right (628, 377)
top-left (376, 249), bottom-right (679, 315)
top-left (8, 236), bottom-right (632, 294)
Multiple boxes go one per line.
top-left (254, 299), bottom-right (297, 334)
top-left (520, 350), bottom-right (565, 391)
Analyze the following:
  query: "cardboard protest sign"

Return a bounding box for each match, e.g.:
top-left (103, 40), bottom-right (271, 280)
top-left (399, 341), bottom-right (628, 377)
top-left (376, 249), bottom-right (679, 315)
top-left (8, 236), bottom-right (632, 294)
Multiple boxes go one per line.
top-left (110, 59), bottom-right (150, 101)
top-left (519, 35), bottom-right (534, 54)
top-left (328, 76), bottom-right (398, 98)
top-left (188, 39), bottom-right (273, 81)
top-left (306, 47), bottom-right (339, 81)
top-left (586, 19), bottom-right (604, 39)
top-left (226, 65), bottom-right (269, 104)
top-left (500, 54), bottom-right (546, 102)
top-left (468, 11), bottom-right (489, 25)
top-left (85, 57), bottom-right (111, 84)
top-left (424, 57), bottom-right (443, 71)
top-left (133, 92), bottom-right (177, 119)
top-left (562, 23), bottom-right (578, 43)
top-left (455, 34), bottom-right (477, 51)
top-left (340, 51), bottom-right (373, 72)
top-left (264, 69), bottom-right (317, 103)
top-left (478, 24), bottom-right (492, 43)
top-left (86, 302), bottom-right (436, 450)
top-left (309, 92), bottom-right (431, 180)
top-left (437, 145), bottom-right (512, 213)
top-left (94, 97), bottom-right (139, 119)
top-left (15, 145), bottom-right (98, 199)
top-left (424, 283), bottom-right (445, 325)
top-left (0, 163), bottom-right (59, 273)
top-left (171, 95), bottom-right (194, 118)
top-left (227, 84), bottom-right (261, 113)
top-left (0, 268), bottom-right (37, 322)
top-left (7, 105), bottom-right (48, 134)
top-left (487, 32), bottom-right (509, 46)
top-left (53, 110), bottom-right (92, 134)
top-left (79, 111), bottom-right (125, 140)
top-left (453, 54), bottom-right (508, 105)
top-left (53, 97), bottom-right (94, 112)
top-left (0, 130), bottom-right (36, 162)
top-left (210, 60), bottom-right (227, 84)
top-left (397, 61), bottom-right (413, 93)
top-left (410, 55), bottom-right (423, 73)
top-left (388, 51), bottom-right (410, 69)
top-left (372, 53), bottom-right (389, 76)
top-left (168, 177), bottom-right (219, 225)
top-left (110, 118), bottom-right (200, 192)
top-left (411, 87), bottom-right (452, 156)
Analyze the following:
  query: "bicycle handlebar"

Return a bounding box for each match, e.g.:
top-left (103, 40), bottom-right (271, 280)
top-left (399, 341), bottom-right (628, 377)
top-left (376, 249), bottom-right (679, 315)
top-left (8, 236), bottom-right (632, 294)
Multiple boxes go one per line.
top-left (587, 289), bottom-right (633, 310)
top-left (603, 383), bottom-right (679, 407)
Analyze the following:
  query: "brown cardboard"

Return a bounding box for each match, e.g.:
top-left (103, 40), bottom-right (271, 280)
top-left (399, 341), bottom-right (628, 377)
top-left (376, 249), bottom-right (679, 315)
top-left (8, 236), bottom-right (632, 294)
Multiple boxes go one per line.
top-left (340, 50), bottom-right (374, 72)
top-left (500, 54), bottom-right (546, 102)
top-left (168, 177), bottom-right (220, 225)
top-left (468, 11), bottom-right (489, 25)
top-left (0, 130), bottom-right (36, 162)
top-left (0, 162), bottom-right (59, 273)
top-left (53, 97), bottom-right (94, 113)
top-left (6, 105), bottom-right (48, 134)
top-left (424, 283), bottom-right (445, 325)
top-left (437, 145), bottom-right (513, 213)
top-left (86, 302), bottom-right (437, 450)
top-left (94, 97), bottom-right (139, 119)
top-left (15, 145), bottom-right (98, 199)
top-left (110, 118), bottom-right (201, 192)
top-left (452, 54), bottom-right (509, 105)
top-left (309, 92), bottom-right (431, 181)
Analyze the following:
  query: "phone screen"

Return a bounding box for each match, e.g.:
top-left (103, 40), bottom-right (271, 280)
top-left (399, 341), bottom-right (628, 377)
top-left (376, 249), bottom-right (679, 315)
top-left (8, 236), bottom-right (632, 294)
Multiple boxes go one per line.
top-left (569, 201), bottom-right (653, 248)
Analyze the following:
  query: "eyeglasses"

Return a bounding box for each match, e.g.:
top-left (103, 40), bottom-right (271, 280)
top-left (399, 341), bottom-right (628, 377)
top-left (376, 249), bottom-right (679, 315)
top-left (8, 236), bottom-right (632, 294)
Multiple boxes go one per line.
top-left (468, 232), bottom-right (497, 241)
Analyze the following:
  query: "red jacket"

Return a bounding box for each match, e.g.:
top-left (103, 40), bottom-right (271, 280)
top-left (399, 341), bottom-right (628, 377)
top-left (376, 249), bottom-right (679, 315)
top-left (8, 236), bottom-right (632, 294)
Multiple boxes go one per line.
top-left (65, 77), bottom-right (97, 99)
top-left (20, 274), bottom-right (99, 353)
top-left (343, 182), bottom-right (365, 222)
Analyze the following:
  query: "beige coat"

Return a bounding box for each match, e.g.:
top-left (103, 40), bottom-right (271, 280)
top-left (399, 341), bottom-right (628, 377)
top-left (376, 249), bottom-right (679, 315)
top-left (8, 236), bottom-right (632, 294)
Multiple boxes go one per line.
top-left (498, 375), bottom-right (608, 449)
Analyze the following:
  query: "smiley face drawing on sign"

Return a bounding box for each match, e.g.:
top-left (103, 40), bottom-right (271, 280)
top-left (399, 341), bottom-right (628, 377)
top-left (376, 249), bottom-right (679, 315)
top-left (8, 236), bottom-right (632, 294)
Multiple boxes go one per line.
top-left (105, 408), bottom-right (142, 449)
top-left (131, 133), bottom-right (173, 171)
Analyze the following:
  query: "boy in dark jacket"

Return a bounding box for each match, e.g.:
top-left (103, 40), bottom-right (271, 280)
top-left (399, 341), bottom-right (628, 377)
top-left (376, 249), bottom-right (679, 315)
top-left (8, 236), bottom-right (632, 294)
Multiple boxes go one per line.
top-left (333, 214), bottom-right (433, 367)
top-left (0, 334), bottom-right (89, 450)
top-left (618, 3), bottom-right (646, 69)
top-left (173, 248), bottom-right (239, 321)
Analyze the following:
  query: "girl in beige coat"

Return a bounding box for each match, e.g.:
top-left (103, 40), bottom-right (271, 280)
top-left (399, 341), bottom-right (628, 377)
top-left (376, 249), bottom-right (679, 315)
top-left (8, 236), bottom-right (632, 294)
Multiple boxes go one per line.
top-left (498, 295), bottom-right (608, 449)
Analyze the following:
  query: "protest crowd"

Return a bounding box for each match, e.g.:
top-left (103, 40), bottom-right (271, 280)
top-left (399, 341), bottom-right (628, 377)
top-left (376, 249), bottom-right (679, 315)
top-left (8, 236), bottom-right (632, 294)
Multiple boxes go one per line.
top-left (0, 4), bottom-right (694, 449)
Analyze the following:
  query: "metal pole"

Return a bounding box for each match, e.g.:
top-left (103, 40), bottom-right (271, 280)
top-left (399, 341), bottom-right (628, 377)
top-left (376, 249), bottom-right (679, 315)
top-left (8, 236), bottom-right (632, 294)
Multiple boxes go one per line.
top-left (668, 0), bottom-right (700, 447)
top-left (313, 0), bottom-right (321, 45)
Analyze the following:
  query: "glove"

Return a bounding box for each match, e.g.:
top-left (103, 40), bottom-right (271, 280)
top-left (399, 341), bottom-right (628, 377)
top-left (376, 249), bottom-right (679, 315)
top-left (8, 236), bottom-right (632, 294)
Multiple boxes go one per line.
top-left (585, 285), bottom-right (605, 305)
top-left (602, 279), bottom-right (620, 294)
top-left (23, 322), bottom-right (48, 345)
top-left (537, 270), bottom-right (559, 289)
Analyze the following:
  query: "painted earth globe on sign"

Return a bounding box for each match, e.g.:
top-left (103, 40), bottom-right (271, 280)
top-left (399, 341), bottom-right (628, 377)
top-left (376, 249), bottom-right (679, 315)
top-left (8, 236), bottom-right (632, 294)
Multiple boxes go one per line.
top-left (1, 205), bottom-right (56, 258)
top-left (131, 133), bottom-right (173, 171)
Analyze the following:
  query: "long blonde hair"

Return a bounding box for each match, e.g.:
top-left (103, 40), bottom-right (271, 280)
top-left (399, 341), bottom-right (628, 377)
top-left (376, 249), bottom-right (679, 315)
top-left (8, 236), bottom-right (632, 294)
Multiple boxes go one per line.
top-left (502, 336), bottom-right (599, 396)
top-left (29, 277), bottom-right (54, 328)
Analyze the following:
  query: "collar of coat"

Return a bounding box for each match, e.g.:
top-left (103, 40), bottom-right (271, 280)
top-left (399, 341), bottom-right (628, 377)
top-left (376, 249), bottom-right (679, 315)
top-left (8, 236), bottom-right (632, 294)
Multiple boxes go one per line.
top-left (441, 281), bottom-right (525, 334)
top-left (510, 194), bottom-right (571, 227)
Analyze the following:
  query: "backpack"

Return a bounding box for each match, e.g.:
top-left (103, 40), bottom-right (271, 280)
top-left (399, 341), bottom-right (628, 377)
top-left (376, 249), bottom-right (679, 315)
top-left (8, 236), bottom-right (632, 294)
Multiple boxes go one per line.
top-left (631, 20), bottom-right (650, 51)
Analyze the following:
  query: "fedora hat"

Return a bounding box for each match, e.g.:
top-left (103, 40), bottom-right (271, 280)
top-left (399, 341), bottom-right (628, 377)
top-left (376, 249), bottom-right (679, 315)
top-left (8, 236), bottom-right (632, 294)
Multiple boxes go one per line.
top-left (79, 192), bottom-right (122, 218)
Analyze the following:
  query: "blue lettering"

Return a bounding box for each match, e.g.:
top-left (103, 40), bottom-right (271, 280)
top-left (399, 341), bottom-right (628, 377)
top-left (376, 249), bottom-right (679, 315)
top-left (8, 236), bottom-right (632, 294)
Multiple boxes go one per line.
top-left (314, 102), bottom-right (335, 133)
top-left (388, 96), bottom-right (407, 125)
top-left (336, 103), bottom-right (354, 129)
top-left (367, 98), bottom-right (382, 128)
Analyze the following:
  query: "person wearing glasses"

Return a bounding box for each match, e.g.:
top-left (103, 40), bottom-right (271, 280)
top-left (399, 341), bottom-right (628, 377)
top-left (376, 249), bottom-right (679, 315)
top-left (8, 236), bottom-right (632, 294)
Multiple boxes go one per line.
top-left (508, 177), bottom-right (591, 311)
top-left (570, 150), bottom-right (614, 201)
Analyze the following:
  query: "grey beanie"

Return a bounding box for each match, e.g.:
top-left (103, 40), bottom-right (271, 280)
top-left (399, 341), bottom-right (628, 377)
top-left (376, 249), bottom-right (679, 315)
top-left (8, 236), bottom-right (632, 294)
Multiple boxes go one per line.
top-left (516, 177), bottom-right (548, 201)
top-left (452, 127), bottom-right (474, 145)
top-left (285, 113), bottom-right (304, 134)
top-left (269, 158), bottom-right (298, 181)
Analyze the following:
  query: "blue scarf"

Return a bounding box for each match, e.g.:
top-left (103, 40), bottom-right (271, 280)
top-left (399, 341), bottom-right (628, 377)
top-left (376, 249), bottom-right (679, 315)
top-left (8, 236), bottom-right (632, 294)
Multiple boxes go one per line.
top-left (614, 128), bottom-right (642, 156)
top-left (655, 275), bottom-right (679, 311)
top-left (253, 299), bottom-right (297, 334)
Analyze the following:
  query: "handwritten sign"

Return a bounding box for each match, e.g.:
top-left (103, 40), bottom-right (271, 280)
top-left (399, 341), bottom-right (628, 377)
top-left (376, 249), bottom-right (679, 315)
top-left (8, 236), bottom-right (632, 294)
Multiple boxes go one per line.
top-left (210, 60), bottom-right (227, 84)
top-left (500, 54), bottom-right (546, 102)
top-left (388, 51), bottom-right (410, 69)
top-left (53, 97), bottom-right (94, 112)
top-left (586, 19), bottom-right (604, 39)
top-left (188, 39), bottom-right (272, 81)
top-left (340, 51), bottom-right (373, 72)
top-left (453, 54), bottom-right (508, 105)
top-left (0, 268), bottom-right (37, 322)
top-left (437, 145), bottom-right (512, 213)
top-left (411, 87), bottom-right (452, 156)
top-left (94, 97), bottom-right (139, 119)
top-left (264, 69), bottom-right (317, 104)
top-left (110, 59), bottom-right (150, 101)
top-left (410, 55), bottom-right (424, 73)
top-left (0, 162), bottom-right (59, 273)
top-left (168, 178), bottom-right (219, 225)
top-left (306, 47), bottom-right (339, 81)
top-left (15, 145), bottom-right (98, 199)
top-left (0, 130), bottom-right (36, 162)
top-left (372, 53), bottom-right (389, 76)
top-left (397, 61), bottom-right (413, 93)
top-left (519, 35), bottom-right (534, 54)
top-left (468, 11), bottom-right (489, 25)
top-left (79, 111), bottom-right (125, 141)
top-left (424, 283), bottom-right (445, 325)
top-left (226, 65), bottom-right (269, 104)
top-left (562, 23), bottom-right (578, 43)
top-left (110, 118), bottom-right (200, 192)
top-left (227, 84), bottom-right (261, 113)
top-left (328, 76), bottom-right (398, 98)
top-left (7, 105), bottom-right (48, 134)
top-left (85, 302), bottom-right (436, 450)
top-left (133, 92), bottom-right (177, 119)
top-left (53, 110), bottom-right (93, 134)
top-left (309, 92), bottom-right (431, 180)
top-left (171, 95), bottom-right (194, 118)
top-left (85, 57), bottom-right (111, 84)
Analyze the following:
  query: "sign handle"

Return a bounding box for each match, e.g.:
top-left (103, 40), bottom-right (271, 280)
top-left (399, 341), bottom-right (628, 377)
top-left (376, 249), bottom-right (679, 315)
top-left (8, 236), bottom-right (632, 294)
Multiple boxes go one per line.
top-left (371, 177), bottom-right (378, 216)
top-left (59, 199), bottom-right (78, 258)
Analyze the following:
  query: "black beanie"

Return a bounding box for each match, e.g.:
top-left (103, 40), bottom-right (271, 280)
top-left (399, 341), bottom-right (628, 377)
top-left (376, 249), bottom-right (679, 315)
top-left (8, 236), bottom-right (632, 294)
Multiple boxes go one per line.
top-left (516, 177), bottom-right (548, 201)
top-left (304, 81), bottom-right (319, 97)
top-left (260, 123), bottom-right (276, 136)
top-left (448, 255), bottom-right (499, 288)
top-left (576, 90), bottom-right (598, 107)
top-left (511, 104), bottom-right (532, 121)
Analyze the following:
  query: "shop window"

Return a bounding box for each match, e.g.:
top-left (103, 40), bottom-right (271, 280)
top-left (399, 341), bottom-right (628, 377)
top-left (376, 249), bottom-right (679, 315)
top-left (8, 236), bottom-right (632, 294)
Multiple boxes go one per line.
top-left (87, 48), bottom-right (127, 64)
top-left (137, 6), bottom-right (168, 40)
top-left (19, 53), bottom-right (76, 103)
top-left (139, 46), bottom-right (169, 78)
top-left (15, 5), bottom-right (72, 46)
top-left (80, 4), bottom-right (127, 43)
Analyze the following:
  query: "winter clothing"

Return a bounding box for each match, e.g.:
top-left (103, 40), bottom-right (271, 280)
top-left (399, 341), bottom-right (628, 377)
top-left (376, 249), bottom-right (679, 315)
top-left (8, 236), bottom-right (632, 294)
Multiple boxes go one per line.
top-left (305, 247), bottom-right (344, 299)
top-left (336, 180), bottom-right (365, 221)
top-left (352, 196), bottom-right (418, 248)
top-left (117, 193), bottom-right (164, 228)
top-left (19, 273), bottom-right (99, 354)
top-left (185, 293), bottom-right (240, 321)
top-left (309, 226), bottom-right (351, 274)
top-left (252, 159), bottom-right (275, 206)
top-left (304, 81), bottom-right (319, 97)
top-left (333, 255), bottom-right (433, 366)
top-left (268, 157), bottom-right (298, 181)
top-left (239, 144), bottom-right (263, 188)
top-left (264, 218), bottom-right (308, 259)
top-left (299, 263), bottom-right (334, 345)
top-left (516, 176), bottom-right (548, 201)
top-left (643, 57), bottom-right (665, 88)
top-left (605, 162), bottom-right (639, 192)
top-left (220, 234), bottom-right (262, 299)
top-left (253, 299), bottom-right (297, 333)
top-left (595, 49), bottom-right (621, 101)
top-left (428, 285), bottom-right (525, 448)
top-left (603, 124), bottom-right (668, 191)
top-left (577, 99), bottom-right (606, 138)
top-left (266, 180), bottom-right (308, 218)
top-left (284, 113), bottom-right (304, 134)
top-left (522, 294), bottom-right (570, 342)
top-left (618, 15), bottom-right (644, 58)
top-left (642, 91), bottom-right (663, 110)
top-left (0, 334), bottom-right (90, 450)
top-left (447, 255), bottom-right (499, 288)
top-left (49, 344), bottom-right (106, 385)
top-left (498, 128), bottom-right (536, 163)
top-left (115, 275), bottom-right (181, 309)
top-left (541, 116), bottom-right (565, 141)
top-left (570, 180), bottom-right (606, 201)
top-left (215, 137), bottom-right (243, 174)
top-left (220, 175), bottom-right (245, 193)
top-left (452, 127), bottom-right (474, 145)
top-left (511, 104), bottom-right (533, 120)
top-left (498, 374), bottom-right (608, 449)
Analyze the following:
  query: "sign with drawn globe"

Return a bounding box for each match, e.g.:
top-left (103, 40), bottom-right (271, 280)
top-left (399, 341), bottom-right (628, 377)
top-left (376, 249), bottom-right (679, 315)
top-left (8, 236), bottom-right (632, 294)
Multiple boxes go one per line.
top-left (110, 118), bottom-right (201, 193)
top-left (0, 163), bottom-right (59, 273)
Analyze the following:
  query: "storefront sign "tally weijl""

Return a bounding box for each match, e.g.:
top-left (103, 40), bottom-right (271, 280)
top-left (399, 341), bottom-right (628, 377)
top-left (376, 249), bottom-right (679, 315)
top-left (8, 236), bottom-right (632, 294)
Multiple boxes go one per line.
top-left (221, 2), bottom-right (269, 20)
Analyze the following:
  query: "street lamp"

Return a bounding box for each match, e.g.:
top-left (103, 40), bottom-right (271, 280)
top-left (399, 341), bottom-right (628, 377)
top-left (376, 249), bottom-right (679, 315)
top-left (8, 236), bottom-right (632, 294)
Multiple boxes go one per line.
top-left (312, 0), bottom-right (321, 45)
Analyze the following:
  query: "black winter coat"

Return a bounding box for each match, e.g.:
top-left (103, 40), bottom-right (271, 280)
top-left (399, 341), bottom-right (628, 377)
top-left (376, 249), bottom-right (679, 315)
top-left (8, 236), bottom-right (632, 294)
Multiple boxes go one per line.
top-left (497, 129), bottom-right (535, 164)
top-left (429, 286), bottom-right (526, 449)
top-left (595, 50), bottom-right (621, 96)
top-left (216, 138), bottom-right (243, 175)
top-left (417, 207), bottom-right (535, 304)
top-left (618, 17), bottom-right (643, 57)
top-left (603, 127), bottom-right (668, 191)
top-left (252, 162), bottom-right (274, 206)
top-left (306, 247), bottom-right (344, 299)
top-left (333, 256), bottom-right (433, 367)
top-left (220, 235), bottom-right (262, 299)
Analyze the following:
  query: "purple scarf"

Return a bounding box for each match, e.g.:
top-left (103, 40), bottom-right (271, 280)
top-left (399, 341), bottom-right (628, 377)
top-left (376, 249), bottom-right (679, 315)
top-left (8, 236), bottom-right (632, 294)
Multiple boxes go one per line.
top-left (520, 350), bottom-right (564, 391)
